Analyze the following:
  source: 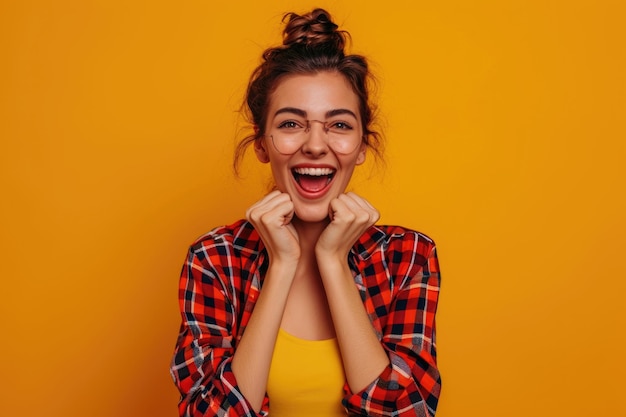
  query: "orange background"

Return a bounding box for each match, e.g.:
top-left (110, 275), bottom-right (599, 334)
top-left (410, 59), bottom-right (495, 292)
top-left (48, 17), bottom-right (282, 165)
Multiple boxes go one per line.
top-left (1, 1), bottom-right (625, 416)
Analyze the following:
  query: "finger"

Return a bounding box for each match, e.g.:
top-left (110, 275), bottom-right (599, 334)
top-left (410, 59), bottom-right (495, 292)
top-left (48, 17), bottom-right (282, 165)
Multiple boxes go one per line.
top-left (351, 194), bottom-right (380, 224)
top-left (254, 199), bottom-right (295, 227)
top-left (245, 192), bottom-right (277, 220)
top-left (252, 196), bottom-right (296, 228)
top-left (246, 190), bottom-right (282, 213)
top-left (328, 197), bottom-right (355, 224)
top-left (246, 192), bottom-right (291, 221)
top-left (343, 192), bottom-right (375, 210)
top-left (336, 194), bottom-right (379, 225)
top-left (338, 193), bottom-right (364, 210)
top-left (272, 199), bottom-right (295, 226)
top-left (336, 193), bottom-right (372, 219)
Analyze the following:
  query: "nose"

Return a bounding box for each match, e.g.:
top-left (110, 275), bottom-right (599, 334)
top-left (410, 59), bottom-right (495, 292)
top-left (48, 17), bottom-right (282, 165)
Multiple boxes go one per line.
top-left (301, 120), bottom-right (329, 157)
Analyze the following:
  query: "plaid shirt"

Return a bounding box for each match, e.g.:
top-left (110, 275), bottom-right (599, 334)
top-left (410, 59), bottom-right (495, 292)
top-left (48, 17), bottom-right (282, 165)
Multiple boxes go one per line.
top-left (171, 219), bottom-right (441, 417)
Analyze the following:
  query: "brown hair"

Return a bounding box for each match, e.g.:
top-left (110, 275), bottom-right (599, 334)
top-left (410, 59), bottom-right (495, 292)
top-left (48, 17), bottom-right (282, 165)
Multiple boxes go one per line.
top-left (234, 8), bottom-right (382, 173)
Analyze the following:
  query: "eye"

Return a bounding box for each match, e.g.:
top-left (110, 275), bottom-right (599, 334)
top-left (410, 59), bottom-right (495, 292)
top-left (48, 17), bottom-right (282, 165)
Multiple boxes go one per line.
top-left (328, 121), bottom-right (354, 131)
top-left (277, 120), bottom-right (304, 129)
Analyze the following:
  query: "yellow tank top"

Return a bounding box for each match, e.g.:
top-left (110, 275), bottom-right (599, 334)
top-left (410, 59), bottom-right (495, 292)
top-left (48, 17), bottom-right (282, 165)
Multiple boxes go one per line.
top-left (267, 328), bottom-right (346, 417)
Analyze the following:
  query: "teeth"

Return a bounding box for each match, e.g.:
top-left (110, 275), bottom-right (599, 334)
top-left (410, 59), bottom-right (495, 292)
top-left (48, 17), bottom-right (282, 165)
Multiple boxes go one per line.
top-left (293, 167), bottom-right (335, 176)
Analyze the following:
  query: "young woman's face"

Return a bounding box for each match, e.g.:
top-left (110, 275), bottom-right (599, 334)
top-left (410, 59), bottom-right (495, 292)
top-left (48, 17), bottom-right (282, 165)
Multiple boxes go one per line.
top-left (255, 71), bottom-right (367, 223)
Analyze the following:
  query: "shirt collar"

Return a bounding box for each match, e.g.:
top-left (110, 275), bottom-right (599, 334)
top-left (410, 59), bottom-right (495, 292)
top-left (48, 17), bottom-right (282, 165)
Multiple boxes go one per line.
top-left (350, 225), bottom-right (388, 260)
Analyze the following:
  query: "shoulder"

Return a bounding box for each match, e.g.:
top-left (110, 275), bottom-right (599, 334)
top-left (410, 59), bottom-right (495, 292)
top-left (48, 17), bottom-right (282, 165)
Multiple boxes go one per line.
top-left (188, 219), bottom-right (262, 260)
top-left (355, 225), bottom-right (436, 262)
top-left (353, 224), bottom-right (438, 279)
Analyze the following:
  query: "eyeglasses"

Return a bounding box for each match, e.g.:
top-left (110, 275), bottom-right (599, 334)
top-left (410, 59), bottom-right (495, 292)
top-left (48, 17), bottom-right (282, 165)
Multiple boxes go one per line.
top-left (268, 119), bottom-right (363, 155)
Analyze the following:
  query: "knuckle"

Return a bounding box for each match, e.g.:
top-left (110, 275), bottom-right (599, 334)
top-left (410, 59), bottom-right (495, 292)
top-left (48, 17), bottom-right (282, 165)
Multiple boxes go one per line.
top-left (344, 212), bottom-right (356, 223)
top-left (260, 212), bottom-right (276, 225)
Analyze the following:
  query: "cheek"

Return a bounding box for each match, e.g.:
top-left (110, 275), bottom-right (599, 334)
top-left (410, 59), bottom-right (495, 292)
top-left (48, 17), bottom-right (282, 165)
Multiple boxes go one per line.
top-left (269, 159), bottom-right (292, 183)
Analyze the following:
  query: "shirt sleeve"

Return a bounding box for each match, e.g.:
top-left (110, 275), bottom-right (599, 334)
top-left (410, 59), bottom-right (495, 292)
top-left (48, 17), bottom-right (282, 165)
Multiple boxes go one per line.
top-left (343, 244), bottom-right (442, 417)
top-left (170, 243), bottom-right (269, 417)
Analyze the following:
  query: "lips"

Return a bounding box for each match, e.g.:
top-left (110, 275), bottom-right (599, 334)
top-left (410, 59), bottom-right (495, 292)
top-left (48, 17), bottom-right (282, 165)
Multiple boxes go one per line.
top-left (292, 166), bottom-right (335, 194)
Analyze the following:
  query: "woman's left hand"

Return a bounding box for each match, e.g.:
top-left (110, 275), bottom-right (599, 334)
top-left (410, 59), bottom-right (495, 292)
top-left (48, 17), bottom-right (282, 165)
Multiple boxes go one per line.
top-left (315, 192), bottom-right (380, 261)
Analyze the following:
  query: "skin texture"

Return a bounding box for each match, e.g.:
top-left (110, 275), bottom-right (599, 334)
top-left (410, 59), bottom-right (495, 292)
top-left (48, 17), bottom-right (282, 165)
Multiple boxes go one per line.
top-left (254, 71), bottom-right (367, 223)
top-left (231, 71), bottom-right (389, 411)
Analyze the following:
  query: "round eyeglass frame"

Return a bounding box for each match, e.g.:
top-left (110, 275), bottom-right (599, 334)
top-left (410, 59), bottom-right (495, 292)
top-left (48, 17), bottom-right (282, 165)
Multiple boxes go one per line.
top-left (267, 119), bottom-right (364, 155)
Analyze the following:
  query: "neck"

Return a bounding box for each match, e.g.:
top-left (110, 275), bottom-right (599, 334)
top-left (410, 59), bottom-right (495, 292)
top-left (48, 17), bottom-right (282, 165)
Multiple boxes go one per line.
top-left (292, 216), bottom-right (329, 255)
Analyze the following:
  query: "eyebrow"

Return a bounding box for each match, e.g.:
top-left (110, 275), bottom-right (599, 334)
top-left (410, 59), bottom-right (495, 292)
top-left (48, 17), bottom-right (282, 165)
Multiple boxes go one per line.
top-left (274, 107), bottom-right (307, 118)
top-left (273, 107), bottom-right (358, 120)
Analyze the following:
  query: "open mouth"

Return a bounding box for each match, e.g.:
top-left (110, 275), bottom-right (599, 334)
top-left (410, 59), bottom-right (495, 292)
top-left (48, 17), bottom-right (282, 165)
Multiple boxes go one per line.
top-left (292, 167), bottom-right (335, 193)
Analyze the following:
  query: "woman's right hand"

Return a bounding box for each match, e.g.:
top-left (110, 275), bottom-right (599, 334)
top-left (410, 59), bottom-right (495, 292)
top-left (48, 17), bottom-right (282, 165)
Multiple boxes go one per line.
top-left (246, 190), bottom-right (300, 266)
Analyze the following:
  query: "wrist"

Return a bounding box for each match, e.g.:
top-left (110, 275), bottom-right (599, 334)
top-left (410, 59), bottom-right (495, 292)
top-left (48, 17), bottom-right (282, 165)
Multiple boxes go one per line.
top-left (266, 258), bottom-right (299, 277)
top-left (315, 251), bottom-right (350, 275)
top-left (315, 248), bottom-right (346, 264)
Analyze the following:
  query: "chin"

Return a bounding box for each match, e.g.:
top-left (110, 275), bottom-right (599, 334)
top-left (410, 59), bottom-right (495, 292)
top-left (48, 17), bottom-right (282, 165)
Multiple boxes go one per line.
top-left (292, 201), bottom-right (331, 224)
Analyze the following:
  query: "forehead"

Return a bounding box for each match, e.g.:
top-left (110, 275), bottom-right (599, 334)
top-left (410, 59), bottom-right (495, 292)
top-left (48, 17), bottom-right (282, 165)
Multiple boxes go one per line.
top-left (268, 72), bottom-right (360, 118)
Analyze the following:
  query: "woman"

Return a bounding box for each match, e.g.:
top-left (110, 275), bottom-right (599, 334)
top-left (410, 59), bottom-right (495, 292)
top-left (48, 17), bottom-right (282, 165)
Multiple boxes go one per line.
top-left (170, 8), bottom-right (441, 417)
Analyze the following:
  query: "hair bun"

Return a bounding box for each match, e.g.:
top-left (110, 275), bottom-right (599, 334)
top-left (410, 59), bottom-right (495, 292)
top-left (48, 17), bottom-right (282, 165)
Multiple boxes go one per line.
top-left (282, 8), bottom-right (346, 52)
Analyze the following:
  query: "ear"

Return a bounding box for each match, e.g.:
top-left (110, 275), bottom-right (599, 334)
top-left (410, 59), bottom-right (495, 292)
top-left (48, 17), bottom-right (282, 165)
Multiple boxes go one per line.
top-left (355, 142), bottom-right (367, 165)
top-left (254, 137), bottom-right (271, 164)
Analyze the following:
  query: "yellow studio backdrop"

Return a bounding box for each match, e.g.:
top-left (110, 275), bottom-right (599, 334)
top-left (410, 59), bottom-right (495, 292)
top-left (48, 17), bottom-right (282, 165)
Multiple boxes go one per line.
top-left (1, 0), bottom-right (624, 416)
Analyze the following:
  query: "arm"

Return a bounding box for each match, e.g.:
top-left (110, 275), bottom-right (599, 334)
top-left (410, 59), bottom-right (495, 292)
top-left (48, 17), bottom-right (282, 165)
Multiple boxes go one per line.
top-left (170, 242), bottom-right (267, 417)
top-left (316, 255), bottom-right (390, 393)
top-left (314, 196), bottom-right (387, 394)
top-left (230, 260), bottom-right (296, 410)
top-left (343, 242), bottom-right (442, 417)
top-left (172, 191), bottom-right (300, 416)
top-left (315, 192), bottom-right (441, 416)
top-left (231, 190), bottom-right (300, 411)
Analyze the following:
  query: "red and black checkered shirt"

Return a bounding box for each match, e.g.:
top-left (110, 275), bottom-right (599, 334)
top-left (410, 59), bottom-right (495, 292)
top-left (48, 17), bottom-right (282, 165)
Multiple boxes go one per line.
top-left (171, 219), bottom-right (441, 416)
